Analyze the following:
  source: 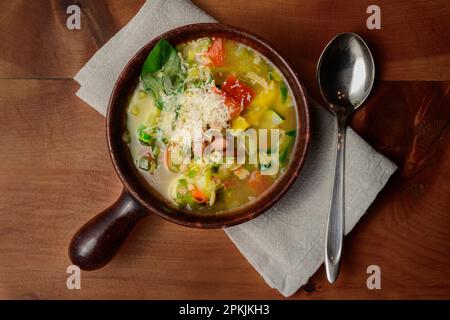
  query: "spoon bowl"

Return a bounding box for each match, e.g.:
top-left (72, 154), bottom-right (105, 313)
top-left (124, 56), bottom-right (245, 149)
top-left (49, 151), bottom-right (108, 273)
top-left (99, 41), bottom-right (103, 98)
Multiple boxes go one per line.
top-left (317, 32), bottom-right (375, 283)
top-left (318, 33), bottom-right (375, 115)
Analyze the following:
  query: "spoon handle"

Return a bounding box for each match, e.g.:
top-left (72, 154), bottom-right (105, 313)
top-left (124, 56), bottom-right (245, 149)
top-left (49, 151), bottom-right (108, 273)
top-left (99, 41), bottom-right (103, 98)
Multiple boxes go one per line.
top-left (325, 118), bottom-right (346, 283)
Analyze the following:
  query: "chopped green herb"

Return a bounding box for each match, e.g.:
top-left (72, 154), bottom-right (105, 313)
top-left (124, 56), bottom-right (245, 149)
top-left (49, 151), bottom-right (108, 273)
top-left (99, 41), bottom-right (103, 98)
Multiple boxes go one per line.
top-left (137, 125), bottom-right (154, 146)
top-left (152, 145), bottom-right (160, 160)
top-left (155, 97), bottom-right (164, 110)
top-left (286, 130), bottom-right (296, 137)
top-left (174, 104), bottom-right (181, 120)
top-left (279, 136), bottom-right (294, 165)
top-left (280, 84), bottom-right (288, 104)
top-left (188, 168), bottom-right (197, 178)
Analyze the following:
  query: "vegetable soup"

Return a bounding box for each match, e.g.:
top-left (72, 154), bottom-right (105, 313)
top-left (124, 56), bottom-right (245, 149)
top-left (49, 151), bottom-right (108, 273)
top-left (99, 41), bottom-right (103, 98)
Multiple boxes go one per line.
top-left (124, 37), bottom-right (297, 214)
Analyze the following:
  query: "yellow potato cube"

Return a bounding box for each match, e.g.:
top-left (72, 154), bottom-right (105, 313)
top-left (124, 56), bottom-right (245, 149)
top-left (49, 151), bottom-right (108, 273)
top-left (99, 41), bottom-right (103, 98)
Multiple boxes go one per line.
top-left (231, 116), bottom-right (250, 130)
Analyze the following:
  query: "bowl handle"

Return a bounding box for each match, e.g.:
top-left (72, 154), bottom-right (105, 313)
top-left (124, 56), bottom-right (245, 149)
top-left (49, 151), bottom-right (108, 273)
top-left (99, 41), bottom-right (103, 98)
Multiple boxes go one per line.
top-left (68, 188), bottom-right (149, 270)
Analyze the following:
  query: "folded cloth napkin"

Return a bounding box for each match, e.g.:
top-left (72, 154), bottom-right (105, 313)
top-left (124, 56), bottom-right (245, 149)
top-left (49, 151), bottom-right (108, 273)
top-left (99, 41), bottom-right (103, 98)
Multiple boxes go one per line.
top-left (75, 0), bottom-right (397, 297)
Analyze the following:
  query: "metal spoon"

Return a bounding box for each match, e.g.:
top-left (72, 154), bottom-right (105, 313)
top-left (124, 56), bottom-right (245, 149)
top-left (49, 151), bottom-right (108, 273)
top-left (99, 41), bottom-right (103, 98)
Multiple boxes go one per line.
top-left (317, 32), bottom-right (375, 283)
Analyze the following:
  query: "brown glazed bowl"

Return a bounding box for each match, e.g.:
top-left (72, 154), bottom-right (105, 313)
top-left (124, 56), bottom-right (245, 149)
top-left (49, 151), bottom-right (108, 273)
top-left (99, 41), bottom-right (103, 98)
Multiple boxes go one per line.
top-left (69, 23), bottom-right (310, 270)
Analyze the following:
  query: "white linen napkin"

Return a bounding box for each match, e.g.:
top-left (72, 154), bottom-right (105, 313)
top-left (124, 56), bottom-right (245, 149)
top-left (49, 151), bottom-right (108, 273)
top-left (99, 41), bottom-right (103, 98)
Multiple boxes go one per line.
top-left (74, 0), bottom-right (397, 297)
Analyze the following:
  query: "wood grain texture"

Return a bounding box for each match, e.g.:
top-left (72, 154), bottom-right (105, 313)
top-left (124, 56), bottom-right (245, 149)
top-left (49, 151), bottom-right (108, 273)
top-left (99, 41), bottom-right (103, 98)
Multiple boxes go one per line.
top-left (0, 0), bottom-right (143, 79)
top-left (0, 0), bottom-right (449, 299)
top-left (1, 0), bottom-right (448, 80)
top-left (193, 0), bottom-right (450, 81)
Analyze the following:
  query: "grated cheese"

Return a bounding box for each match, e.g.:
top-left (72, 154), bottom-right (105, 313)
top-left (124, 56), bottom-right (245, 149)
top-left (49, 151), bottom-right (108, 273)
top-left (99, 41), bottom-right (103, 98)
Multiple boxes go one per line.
top-left (158, 83), bottom-right (230, 148)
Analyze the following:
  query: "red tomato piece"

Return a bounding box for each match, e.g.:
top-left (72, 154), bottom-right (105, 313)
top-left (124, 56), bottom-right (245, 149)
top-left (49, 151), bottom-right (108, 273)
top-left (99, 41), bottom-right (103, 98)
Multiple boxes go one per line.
top-left (212, 85), bottom-right (241, 119)
top-left (225, 95), bottom-right (242, 119)
top-left (221, 74), bottom-right (254, 108)
top-left (206, 38), bottom-right (224, 66)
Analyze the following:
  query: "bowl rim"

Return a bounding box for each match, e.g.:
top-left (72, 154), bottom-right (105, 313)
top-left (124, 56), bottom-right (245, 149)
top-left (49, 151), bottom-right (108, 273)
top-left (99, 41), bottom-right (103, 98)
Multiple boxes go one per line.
top-left (106, 22), bottom-right (311, 228)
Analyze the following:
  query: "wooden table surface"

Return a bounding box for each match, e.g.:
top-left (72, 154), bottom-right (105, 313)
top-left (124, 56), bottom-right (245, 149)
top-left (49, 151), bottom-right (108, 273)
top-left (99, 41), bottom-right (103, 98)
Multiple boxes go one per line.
top-left (0, 0), bottom-right (449, 300)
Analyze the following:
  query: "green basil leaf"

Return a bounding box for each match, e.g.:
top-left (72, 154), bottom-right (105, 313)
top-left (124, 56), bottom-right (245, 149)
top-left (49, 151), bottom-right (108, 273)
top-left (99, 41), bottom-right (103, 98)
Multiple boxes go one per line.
top-left (141, 38), bottom-right (183, 100)
top-left (162, 75), bottom-right (173, 93)
top-left (141, 73), bottom-right (164, 106)
top-left (162, 50), bottom-right (180, 78)
top-left (141, 39), bottom-right (176, 77)
top-left (141, 74), bottom-right (163, 92)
